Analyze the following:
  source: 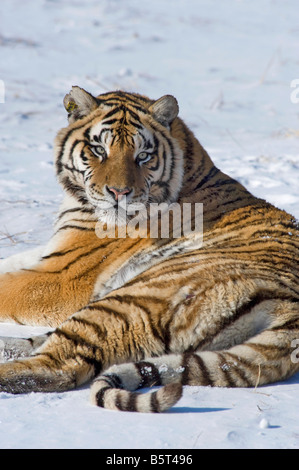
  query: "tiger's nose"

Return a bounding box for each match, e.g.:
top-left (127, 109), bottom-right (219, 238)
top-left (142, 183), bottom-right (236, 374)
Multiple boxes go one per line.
top-left (106, 186), bottom-right (132, 201)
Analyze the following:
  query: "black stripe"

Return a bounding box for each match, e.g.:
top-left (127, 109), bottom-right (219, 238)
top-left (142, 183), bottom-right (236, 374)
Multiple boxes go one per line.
top-left (90, 293), bottom-right (165, 344)
top-left (97, 93), bottom-right (149, 112)
top-left (127, 392), bottom-right (138, 411)
top-left (224, 352), bottom-right (257, 387)
top-left (57, 224), bottom-right (95, 232)
top-left (36, 351), bottom-right (64, 369)
top-left (80, 147), bottom-right (90, 163)
top-left (270, 315), bottom-right (299, 331)
top-left (245, 342), bottom-right (293, 361)
top-left (115, 391), bottom-right (126, 411)
top-left (76, 353), bottom-right (102, 377)
top-left (45, 244), bottom-right (106, 273)
top-left (69, 316), bottom-right (106, 339)
top-left (159, 147), bottom-right (167, 181)
top-left (102, 106), bottom-right (123, 120)
top-left (146, 156), bottom-right (160, 172)
top-left (183, 125), bottom-right (195, 172)
top-left (126, 107), bottom-right (142, 123)
top-left (190, 291), bottom-right (289, 352)
top-left (135, 361), bottom-right (162, 388)
top-left (58, 175), bottom-right (89, 205)
top-left (95, 386), bottom-right (110, 407)
top-left (100, 118), bottom-right (119, 126)
top-left (57, 207), bottom-right (94, 221)
top-left (98, 127), bottom-right (111, 142)
top-left (127, 118), bottom-right (144, 130)
top-left (69, 139), bottom-right (85, 160)
top-left (181, 353), bottom-right (213, 386)
top-left (203, 179), bottom-right (236, 191)
top-left (42, 245), bottom-right (84, 260)
top-left (214, 203), bottom-right (265, 230)
top-left (84, 305), bottom-right (130, 329)
top-left (221, 196), bottom-right (243, 207)
top-left (148, 121), bottom-right (175, 155)
top-left (62, 163), bottom-right (85, 176)
top-left (194, 166), bottom-right (220, 191)
top-left (101, 373), bottom-right (123, 389)
top-left (56, 118), bottom-right (95, 174)
top-left (150, 391), bottom-right (160, 412)
top-left (53, 329), bottom-right (102, 366)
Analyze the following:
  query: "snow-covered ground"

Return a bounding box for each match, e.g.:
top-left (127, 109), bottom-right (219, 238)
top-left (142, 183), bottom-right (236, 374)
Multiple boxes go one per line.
top-left (0, 0), bottom-right (298, 449)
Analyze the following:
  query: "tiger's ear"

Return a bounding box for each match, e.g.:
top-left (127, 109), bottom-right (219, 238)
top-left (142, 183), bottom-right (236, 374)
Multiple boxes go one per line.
top-left (149, 95), bottom-right (179, 127)
top-left (63, 86), bottom-right (98, 123)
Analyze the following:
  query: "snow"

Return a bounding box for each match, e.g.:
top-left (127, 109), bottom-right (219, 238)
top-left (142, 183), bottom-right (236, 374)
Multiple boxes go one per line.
top-left (0, 0), bottom-right (299, 450)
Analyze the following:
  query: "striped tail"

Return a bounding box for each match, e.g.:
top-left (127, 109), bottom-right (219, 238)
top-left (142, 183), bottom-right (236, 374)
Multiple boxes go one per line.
top-left (90, 375), bottom-right (183, 413)
top-left (90, 300), bottom-right (299, 412)
top-left (90, 361), bottom-right (184, 413)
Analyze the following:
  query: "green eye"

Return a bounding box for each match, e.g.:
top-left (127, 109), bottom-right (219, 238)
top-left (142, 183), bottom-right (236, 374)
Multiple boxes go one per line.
top-left (91, 145), bottom-right (107, 160)
top-left (136, 152), bottom-right (152, 166)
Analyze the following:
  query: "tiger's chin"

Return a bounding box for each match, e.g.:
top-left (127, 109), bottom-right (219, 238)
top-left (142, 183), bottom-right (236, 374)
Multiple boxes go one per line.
top-left (92, 196), bottom-right (150, 228)
top-left (95, 204), bottom-right (149, 229)
top-left (95, 207), bottom-right (128, 227)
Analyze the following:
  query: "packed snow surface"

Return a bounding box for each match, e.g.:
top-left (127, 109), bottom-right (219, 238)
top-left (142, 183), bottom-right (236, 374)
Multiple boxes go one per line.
top-left (0, 0), bottom-right (298, 449)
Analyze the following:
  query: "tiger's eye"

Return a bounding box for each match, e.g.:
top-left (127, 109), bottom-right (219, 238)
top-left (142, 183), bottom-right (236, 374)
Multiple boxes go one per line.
top-left (136, 152), bottom-right (152, 166)
top-left (91, 145), bottom-right (107, 160)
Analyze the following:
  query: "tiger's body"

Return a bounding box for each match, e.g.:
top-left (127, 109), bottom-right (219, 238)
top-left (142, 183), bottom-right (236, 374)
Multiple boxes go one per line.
top-left (0, 88), bottom-right (298, 412)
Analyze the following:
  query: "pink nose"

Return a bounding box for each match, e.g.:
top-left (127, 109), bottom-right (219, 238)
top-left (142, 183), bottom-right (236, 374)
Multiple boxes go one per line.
top-left (107, 186), bottom-right (131, 201)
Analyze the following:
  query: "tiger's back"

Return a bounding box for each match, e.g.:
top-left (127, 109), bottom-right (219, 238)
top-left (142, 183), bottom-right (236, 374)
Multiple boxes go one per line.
top-left (0, 87), bottom-right (298, 413)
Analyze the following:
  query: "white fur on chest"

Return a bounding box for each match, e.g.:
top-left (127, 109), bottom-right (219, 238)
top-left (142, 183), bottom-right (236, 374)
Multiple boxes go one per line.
top-left (92, 236), bottom-right (200, 301)
top-left (0, 246), bottom-right (46, 274)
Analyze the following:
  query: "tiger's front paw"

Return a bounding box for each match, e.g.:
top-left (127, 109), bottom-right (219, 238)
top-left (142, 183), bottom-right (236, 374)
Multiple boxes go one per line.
top-left (0, 246), bottom-right (45, 274)
top-left (0, 335), bottom-right (49, 363)
top-left (0, 337), bottom-right (31, 363)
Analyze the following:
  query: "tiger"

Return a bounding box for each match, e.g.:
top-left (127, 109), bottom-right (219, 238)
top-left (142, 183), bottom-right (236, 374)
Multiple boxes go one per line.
top-left (0, 86), bottom-right (298, 413)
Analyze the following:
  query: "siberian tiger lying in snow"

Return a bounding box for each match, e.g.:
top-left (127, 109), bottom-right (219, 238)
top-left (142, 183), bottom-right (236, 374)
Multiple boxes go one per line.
top-left (0, 87), bottom-right (298, 413)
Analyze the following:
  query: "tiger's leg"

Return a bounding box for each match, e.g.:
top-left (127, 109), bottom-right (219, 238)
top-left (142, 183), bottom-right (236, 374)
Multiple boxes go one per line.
top-left (0, 247), bottom-right (53, 326)
top-left (0, 268), bottom-right (92, 327)
top-left (0, 334), bottom-right (50, 362)
top-left (0, 233), bottom-right (106, 327)
top-left (0, 295), bottom-right (166, 394)
top-left (91, 299), bottom-right (299, 412)
top-left (0, 227), bottom-right (144, 327)
top-left (1, 295), bottom-right (298, 412)
top-left (0, 246), bottom-right (46, 274)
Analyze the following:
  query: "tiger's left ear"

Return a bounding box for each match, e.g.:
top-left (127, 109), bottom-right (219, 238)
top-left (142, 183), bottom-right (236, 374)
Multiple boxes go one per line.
top-left (149, 95), bottom-right (179, 127)
top-left (63, 86), bottom-right (98, 123)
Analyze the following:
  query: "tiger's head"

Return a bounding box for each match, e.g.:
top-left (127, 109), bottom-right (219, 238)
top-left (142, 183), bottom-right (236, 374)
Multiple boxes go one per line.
top-left (55, 87), bottom-right (184, 226)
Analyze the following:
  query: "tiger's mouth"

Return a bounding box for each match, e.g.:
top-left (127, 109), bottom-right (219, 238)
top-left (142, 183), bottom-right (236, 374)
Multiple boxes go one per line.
top-left (91, 196), bottom-right (150, 227)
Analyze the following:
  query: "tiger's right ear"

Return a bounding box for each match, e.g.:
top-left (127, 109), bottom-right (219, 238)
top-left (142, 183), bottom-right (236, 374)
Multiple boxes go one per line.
top-left (63, 86), bottom-right (98, 123)
top-left (149, 95), bottom-right (179, 128)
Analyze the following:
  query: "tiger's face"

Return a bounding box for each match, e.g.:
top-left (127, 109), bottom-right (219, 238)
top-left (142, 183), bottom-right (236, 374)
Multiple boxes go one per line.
top-left (55, 88), bottom-right (184, 226)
